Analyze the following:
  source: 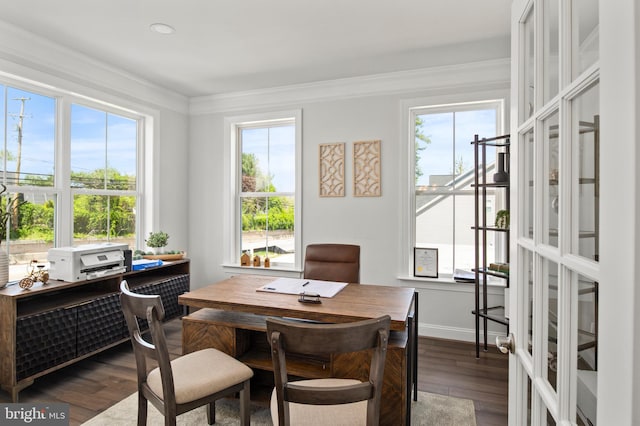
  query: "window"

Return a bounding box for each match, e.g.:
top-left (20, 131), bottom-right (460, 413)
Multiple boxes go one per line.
top-left (0, 83), bottom-right (144, 281)
top-left (411, 101), bottom-right (503, 277)
top-left (225, 111), bottom-right (301, 270)
top-left (70, 104), bottom-right (138, 244)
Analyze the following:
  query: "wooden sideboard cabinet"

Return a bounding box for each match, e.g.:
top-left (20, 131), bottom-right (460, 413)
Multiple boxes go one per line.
top-left (0, 259), bottom-right (190, 402)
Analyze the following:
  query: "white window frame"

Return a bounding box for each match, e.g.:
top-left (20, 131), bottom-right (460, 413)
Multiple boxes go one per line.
top-left (400, 92), bottom-right (507, 282)
top-left (0, 75), bottom-right (155, 251)
top-left (223, 109), bottom-right (302, 272)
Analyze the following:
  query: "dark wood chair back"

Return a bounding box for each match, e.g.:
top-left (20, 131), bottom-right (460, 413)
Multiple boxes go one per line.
top-left (267, 315), bottom-right (390, 426)
top-left (120, 280), bottom-right (174, 399)
top-left (120, 280), bottom-right (253, 426)
top-left (303, 243), bottom-right (360, 283)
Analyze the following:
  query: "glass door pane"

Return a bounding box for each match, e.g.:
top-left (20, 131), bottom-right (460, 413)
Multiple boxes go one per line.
top-left (542, 111), bottom-right (560, 248)
top-left (573, 0), bottom-right (599, 77)
top-left (571, 81), bottom-right (599, 261)
top-left (545, 259), bottom-right (559, 392)
top-left (522, 129), bottom-right (535, 240)
top-left (575, 273), bottom-right (598, 425)
top-left (543, 0), bottom-right (559, 103)
top-left (522, 6), bottom-right (536, 123)
top-left (523, 248), bottom-right (534, 357)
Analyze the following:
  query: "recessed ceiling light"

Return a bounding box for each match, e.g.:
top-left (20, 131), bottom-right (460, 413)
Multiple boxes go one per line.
top-left (150, 23), bottom-right (176, 35)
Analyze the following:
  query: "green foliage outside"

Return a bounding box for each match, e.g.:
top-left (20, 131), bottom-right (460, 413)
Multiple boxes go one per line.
top-left (415, 116), bottom-right (431, 183)
top-left (9, 168), bottom-right (136, 243)
top-left (241, 153), bottom-right (294, 232)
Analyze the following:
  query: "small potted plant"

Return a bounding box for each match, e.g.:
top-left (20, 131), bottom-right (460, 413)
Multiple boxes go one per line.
top-left (146, 231), bottom-right (169, 254)
top-left (495, 210), bottom-right (510, 229)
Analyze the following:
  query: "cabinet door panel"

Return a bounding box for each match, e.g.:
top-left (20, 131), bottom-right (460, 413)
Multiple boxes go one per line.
top-left (76, 293), bottom-right (127, 356)
top-left (16, 307), bottom-right (77, 381)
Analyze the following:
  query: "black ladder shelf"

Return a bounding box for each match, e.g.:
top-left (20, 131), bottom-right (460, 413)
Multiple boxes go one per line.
top-left (471, 133), bottom-right (510, 358)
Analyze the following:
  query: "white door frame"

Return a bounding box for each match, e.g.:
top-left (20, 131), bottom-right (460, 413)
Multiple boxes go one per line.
top-left (509, 0), bottom-right (616, 426)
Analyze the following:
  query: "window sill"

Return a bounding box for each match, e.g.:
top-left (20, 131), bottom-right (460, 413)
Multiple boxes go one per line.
top-left (222, 263), bottom-right (302, 278)
top-left (397, 275), bottom-right (507, 293)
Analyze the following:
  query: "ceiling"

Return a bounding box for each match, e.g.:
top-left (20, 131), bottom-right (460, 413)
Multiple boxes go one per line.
top-left (0, 0), bottom-right (511, 97)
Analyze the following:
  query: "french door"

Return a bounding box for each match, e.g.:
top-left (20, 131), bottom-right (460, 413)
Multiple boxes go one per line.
top-left (509, 0), bottom-right (600, 424)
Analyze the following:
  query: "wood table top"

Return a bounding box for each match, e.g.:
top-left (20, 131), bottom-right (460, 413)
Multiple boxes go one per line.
top-left (179, 275), bottom-right (415, 331)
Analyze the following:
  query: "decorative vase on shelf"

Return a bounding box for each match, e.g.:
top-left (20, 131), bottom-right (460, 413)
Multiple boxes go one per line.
top-left (493, 152), bottom-right (509, 184)
top-left (0, 250), bottom-right (9, 288)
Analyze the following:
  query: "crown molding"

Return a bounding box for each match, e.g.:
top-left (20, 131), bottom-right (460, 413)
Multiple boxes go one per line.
top-left (0, 20), bottom-right (188, 114)
top-left (190, 58), bottom-right (510, 115)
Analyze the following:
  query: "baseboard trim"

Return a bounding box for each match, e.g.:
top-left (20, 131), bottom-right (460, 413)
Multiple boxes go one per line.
top-left (418, 322), bottom-right (506, 345)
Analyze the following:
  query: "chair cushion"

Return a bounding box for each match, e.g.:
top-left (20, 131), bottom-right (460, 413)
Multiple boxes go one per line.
top-left (270, 378), bottom-right (368, 426)
top-left (147, 348), bottom-right (253, 404)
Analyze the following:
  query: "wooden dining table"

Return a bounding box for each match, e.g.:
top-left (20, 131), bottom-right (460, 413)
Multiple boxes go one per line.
top-left (178, 274), bottom-right (416, 426)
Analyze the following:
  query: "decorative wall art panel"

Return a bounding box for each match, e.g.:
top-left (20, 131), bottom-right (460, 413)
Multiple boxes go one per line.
top-left (353, 140), bottom-right (381, 197)
top-left (319, 142), bottom-right (345, 197)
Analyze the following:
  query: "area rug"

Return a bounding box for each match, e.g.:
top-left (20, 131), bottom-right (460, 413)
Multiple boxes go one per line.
top-left (82, 391), bottom-right (476, 426)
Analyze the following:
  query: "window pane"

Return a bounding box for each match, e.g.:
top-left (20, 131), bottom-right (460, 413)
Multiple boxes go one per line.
top-left (5, 192), bottom-right (56, 281)
top-left (415, 194), bottom-right (453, 275)
top-left (454, 193), bottom-right (478, 272)
top-left (106, 114), bottom-right (137, 191)
top-left (71, 107), bottom-right (137, 191)
top-left (543, 111), bottom-right (560, 247)
top-left (455, 109), bottom-right (496, 181)
top-left (241, 124), bottom-right (295, 193)
top-left (71, 105), bottom-right (106, 188)
top-left (574, 0), bottom-right (599, 77)
top-left (415, 112), bottom-right (453, 187)
top-left (73, 194), bottom-right (136, 245)
top-left (241, 195), bottom-right (294, 266)
top-left (5, 88), bottom-right (55, 187)
top-left (571, 82), bottom-right (599, 261)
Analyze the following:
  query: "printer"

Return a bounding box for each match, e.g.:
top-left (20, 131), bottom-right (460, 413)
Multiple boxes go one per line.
top-left (48, 243), bottom-right (129, 282)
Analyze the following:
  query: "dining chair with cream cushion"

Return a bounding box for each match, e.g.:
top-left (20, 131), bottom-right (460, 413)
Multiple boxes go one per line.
top-left (267, 315), bottom-right (390, 426)
top-left (120, 280), bottom-right (253, 426)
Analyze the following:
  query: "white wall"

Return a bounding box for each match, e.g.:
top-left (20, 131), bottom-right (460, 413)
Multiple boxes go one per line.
top-left (188, 58), bottom-right (511, 342)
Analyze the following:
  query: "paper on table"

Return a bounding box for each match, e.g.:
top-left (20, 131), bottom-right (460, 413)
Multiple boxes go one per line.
top-left (257, 277), bottom-right (347, 298)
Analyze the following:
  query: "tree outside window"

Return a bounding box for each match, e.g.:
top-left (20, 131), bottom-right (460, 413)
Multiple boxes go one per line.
top-left (239, 123), bottom-right (296, 266)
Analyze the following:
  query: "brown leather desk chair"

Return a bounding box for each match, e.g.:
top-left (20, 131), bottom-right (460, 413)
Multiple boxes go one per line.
top-left (303, 243), bottom-right (360, 283)
top-left (120, 281), bottom-right (253, 426)
top-left (267, 315), bottom-right (391, 426)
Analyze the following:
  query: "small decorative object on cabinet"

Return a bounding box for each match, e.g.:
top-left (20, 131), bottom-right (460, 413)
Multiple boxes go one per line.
top-left (471, 134), bottom-right (510, 358)
top-left (253, 254), bottom-right (261, 267)
top-left (18, 260), bottom-right (49, 289)
top-left (145, 230), bottom-right (169, 254)
top-left (240, 251), bottom-right (250, 266)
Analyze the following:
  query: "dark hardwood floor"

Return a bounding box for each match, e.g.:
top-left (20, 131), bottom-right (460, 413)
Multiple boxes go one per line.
top-left (4, 318), bottom-right (508, 425)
